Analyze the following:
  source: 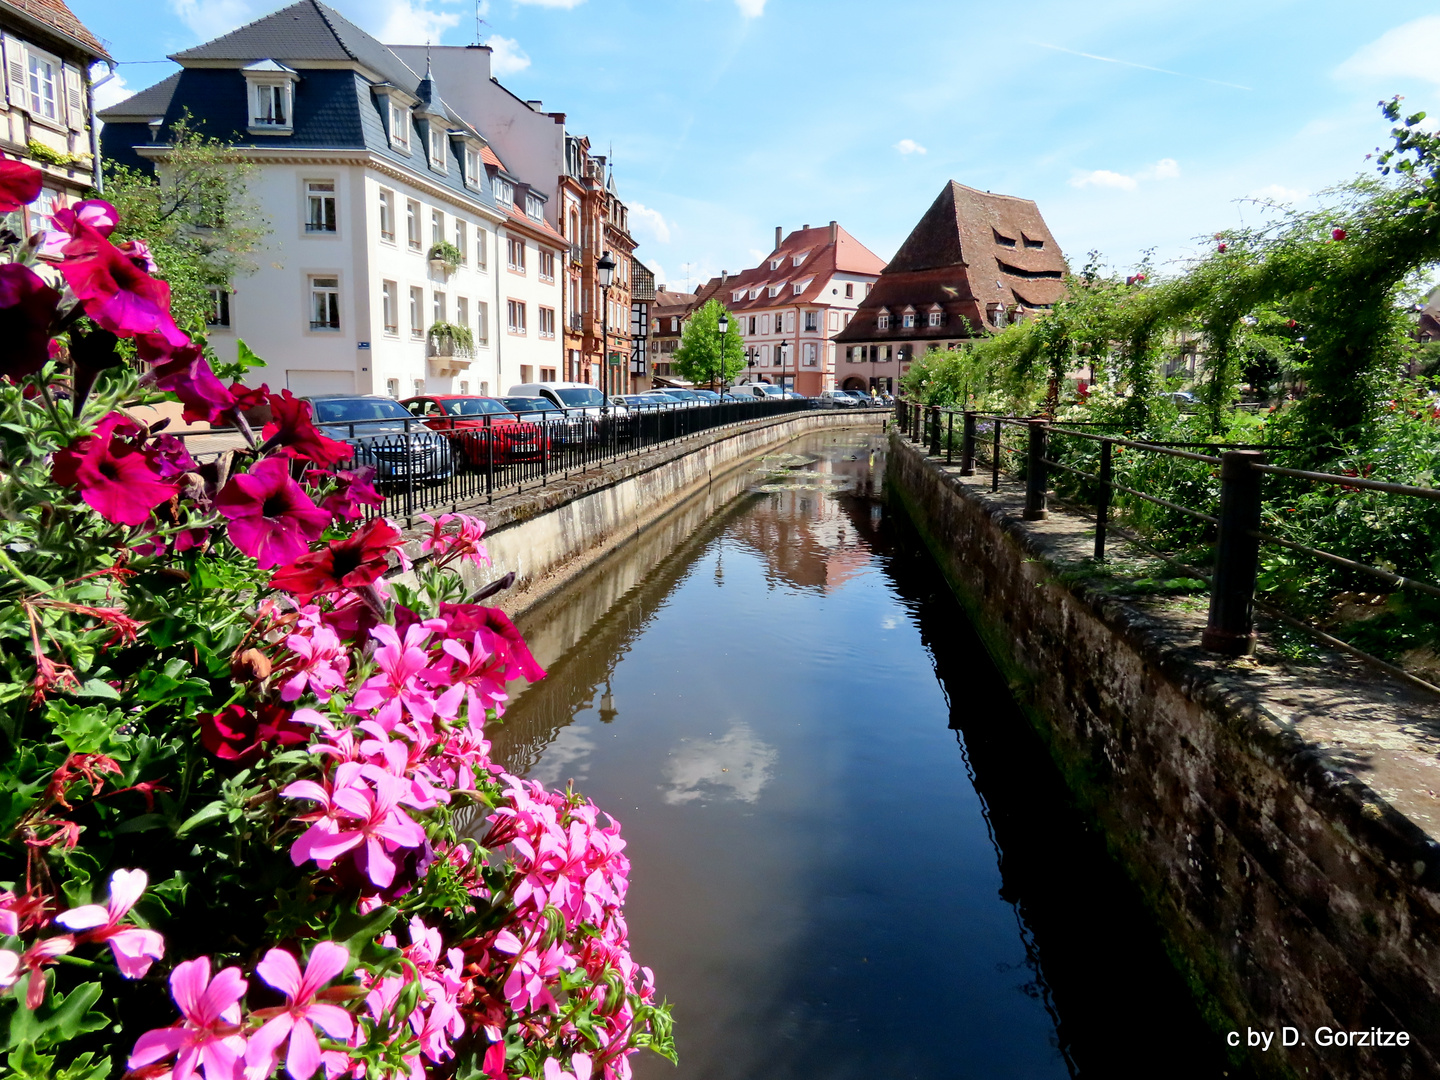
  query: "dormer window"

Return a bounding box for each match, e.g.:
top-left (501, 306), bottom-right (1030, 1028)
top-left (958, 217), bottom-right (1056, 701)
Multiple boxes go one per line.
top-left (1023, 234), bottom-right (1045, 249)
top-left (748, 288), bottom-right (760, 300)
top-left (792, 253), bottom-right (806, 267)
top-left (428, 126), bottom-right (446, 170)
top-left (770, 259), bottom-right (781, 270)
top-left (992, 229), bottom-right (1017, 248)
top-left (495, 178), bottom-right (514, 208)
top-left (243, 61), bottom-right (298, 134)
top-left (928, 311), bottom-right (943, 327)
top-left (464, 145), bottom-right (482, 189)
top-left (733, 290), bottom-right (744, 303)
top-left (877, 311), bottom-right (891, 330)
top-left (389, 102), bottom-right (410, 152)
top-left (768, 284), bottom-right (783, 298)
top-left (526, 192), bottom-right (544, 220)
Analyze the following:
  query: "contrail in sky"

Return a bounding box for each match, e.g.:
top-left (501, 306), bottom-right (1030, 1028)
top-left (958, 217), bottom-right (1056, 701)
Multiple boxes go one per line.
top-left (1031, 42), bottom-right (1252, 91)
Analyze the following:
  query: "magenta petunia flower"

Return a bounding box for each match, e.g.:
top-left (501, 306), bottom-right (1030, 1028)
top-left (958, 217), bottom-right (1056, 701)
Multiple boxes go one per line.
top-left (51, 413), bottom-right (181, 528)
top-left (215, 456), bottom-right (330, 569)
top-left (141, 338), bottom-right (237, 425)
top-left (59, 221), bottom-right (188, 347)
top-left (127, 956), bottom-right (249, 1080)
top-left (54, 868), bottom-right (164, 979)
top-left (40, 198), bottom-right (118, 257)
top-left (0, 263), bottom-right (61, 382)
top-left (0, 156), bottom-right (42, 211)
top-left (262, 390), bottom-right (353, 467)
top-left (245, 941), bottom-right (355, 1080)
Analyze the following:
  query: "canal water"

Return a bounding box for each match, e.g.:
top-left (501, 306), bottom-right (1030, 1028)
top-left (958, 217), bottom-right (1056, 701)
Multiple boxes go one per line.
top-left (492, 430), bottom-right (1240, 1080)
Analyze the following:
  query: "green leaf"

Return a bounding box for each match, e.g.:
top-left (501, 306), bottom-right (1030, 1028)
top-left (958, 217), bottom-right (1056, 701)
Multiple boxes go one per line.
top-left (175, 800), bottom-right (227, 837)
top-left (73, 679), bottom-right (120, 701)
top-left (4, 980), bottom-right (107, 1051)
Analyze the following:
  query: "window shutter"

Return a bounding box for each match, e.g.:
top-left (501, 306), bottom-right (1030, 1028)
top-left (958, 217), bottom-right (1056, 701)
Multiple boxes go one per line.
top-left (62, 62), bottom-right (84, 131)
top-left (2, 35), bottom-right (28, 112)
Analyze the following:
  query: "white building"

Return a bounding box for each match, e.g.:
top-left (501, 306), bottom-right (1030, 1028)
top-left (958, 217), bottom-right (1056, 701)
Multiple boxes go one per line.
top-left (98, 0), bottom-right (563, 400)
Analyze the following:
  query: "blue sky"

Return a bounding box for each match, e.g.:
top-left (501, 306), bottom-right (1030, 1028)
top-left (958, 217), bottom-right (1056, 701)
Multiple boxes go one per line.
top-left (75, 0), bottom-right (1440, 291)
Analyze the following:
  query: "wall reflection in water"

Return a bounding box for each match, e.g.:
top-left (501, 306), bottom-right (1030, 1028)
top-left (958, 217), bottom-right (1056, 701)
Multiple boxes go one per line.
top-left (491, 431), bottom-right (1242, 1080)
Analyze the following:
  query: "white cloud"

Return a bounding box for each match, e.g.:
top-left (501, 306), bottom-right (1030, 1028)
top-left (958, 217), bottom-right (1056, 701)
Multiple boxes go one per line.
top-left (735, 0), bottom-right (766, 17)
top-left (529, 725), bottom-right (594, 787)
top-left (1069, 157), bottom-right (1179, 191)
top-left (512, 0), bottom-right (586, 6)
top-left (167, 0), bottom-right (256, 40)
top-left (661, 725), bottom-right (776, 805)
top-left (489, 35), bottom-right (531, 75)
top-left (1336, 16), bottom-right (1440, 87)
top-left (90, 69), bottom-right (131, 114)
top-left (377, 1), bottom-right (462, 45)
top-left (1249, 183), bottom-right (1309, 203)
top-left (630, 202), bottom-right (672, 244)
top-left (646, 261), bottom-right (670, 290)
top-left (894, 138), bottom-right (927, 155)
top-left (748, 248), bottom-right (767, 262)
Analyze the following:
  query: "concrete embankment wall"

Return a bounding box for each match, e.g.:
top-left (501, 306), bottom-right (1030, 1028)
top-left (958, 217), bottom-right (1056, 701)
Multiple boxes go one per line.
top-left (887, 433), bottom-right (1440, 1080)
top-left (400, 410), bottom-right (883, 616)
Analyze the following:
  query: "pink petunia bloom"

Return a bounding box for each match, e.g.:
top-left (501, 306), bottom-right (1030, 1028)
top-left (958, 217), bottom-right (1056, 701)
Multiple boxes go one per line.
top-left (245, 942), bottom-right (355, 1080)
top-left (0, 156), bottom-right (42, 210)
top-left (216, 456), bottom-right (331, 569)
top-left (51, 412), bottom-right (181, 527)
top-left (142, 338), bottom-right (238, 426)
top-left (128, 956), bottom-right (249, 1080)
top-left (0, 262), bottom-right (62, 382)
top-left (310, 466), bottom-right (383, 521)
top-left (59, 222), bottom-right (188, 347)
top-left (40, 198), bottom-right (119, 257)
top-left (54, 867), bottom-right (164, 978)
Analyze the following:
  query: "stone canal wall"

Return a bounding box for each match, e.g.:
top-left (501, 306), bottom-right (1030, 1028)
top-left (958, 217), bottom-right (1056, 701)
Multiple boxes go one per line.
top-left (397, 409), bottom-right (884, 616)
top-left (887, 432), bottom-right (1440, 1080)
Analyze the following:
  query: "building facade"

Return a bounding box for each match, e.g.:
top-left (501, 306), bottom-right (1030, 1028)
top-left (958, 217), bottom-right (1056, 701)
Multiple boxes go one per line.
top-left (647, 286), bottom-right (699, 384)
top-left (630, 257), bottom-right (654, 390)
top-left (696, 222), bottom-right (885, 396)
top-left (0, 0), bottom-right (110, 222)
top-left (833, 181), bottom-right (1067, 393)
top-left (393, 45), bottom-right (638, 392)
top-left (99, 0), bottom-right (564, 401)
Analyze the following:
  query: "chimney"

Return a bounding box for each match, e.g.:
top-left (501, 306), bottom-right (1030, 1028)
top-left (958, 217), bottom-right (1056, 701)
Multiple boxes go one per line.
top-left (829, 220), bottom-right (838, 244)
top-left (658, 284), bottom-right (666, 292)
top-left (802, 223), bottom-right (810, 231)
top-left (775, 226), bottom-right (782, 250)
top-left (526, 100), bottom-right (543, 110)
top-left (721, 270), bottom-right (728, 285)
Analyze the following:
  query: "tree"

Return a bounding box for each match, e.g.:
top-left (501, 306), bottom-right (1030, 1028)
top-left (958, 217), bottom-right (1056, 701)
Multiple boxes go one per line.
top-left (102, 115), bottom-right (269, 340)
top-left (671, 298), bottom-right (748, 387)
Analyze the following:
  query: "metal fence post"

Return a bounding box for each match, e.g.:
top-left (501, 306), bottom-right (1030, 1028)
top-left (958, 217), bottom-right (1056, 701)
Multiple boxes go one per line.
top-left (946, 411), bottom-right (954, 464)
top-left (1201, 450), bottom-right (1266, 656)
top-left (1094, 439), bottom-right (1112, 561)
top-left (1023, 419), bottom-right (1048, 520)
top-left (960, 411), bottom-right (976, 476)
top-left (991, 419), bottom-right (1001, 492)
top-left (928, 406), bottom-right (942, 456)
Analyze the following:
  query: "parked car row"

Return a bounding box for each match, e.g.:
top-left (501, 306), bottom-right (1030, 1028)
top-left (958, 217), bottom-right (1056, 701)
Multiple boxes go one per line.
top-left (300, 384), bottom-right (893, 486)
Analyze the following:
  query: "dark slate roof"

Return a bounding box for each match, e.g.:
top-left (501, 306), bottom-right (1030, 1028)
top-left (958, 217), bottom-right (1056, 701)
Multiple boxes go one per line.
top-left (169, 0), bottom-right (421, 91)
top-left (94, 71), bottom-right (180, 120)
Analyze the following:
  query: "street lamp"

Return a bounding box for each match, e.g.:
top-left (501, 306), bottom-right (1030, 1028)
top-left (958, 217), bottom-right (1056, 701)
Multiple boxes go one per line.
top-left (597, 250), bottom-right (615, 413)
top-left (716, 311), bottom-right (729, 394)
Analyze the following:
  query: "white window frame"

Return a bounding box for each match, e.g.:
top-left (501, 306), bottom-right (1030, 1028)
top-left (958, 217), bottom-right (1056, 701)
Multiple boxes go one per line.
top-left (464, 146), bottom-right (482, 189)
top-left (495, 178), bottom-right (514, 208)
top-left (433, 290), bottom-right (446, 325)
top-left (378, 188), bottom-right (395, 243)
top-left (389, 102), bottom-right (411, 152)
top-left (409, 287), bottom-right (425, 338)
top-left (507, 299), bottom-right (527, 335)
top-left (406, 200), bottom-right (421, 250)
top-left (431, 208), bottom-right (444, 246)
top-left (902, 312), bottom-right (915, 328)
top-left (453, 218), bottom-right (467, 264)
top-left (456, 296), bottom-right (469, 330)
top-left (475, 226), bottom-right (488, 270)
top-left (539, 250), bottom-right (555, 282)
top-left (27, 48), bottom-right (58, 123)
top-left (475, 300), bottom-right (489, 346)
top-left (206, 288), bottom-right (231, 329)
top-left (308, 276), bottom-right (340, 332)
top-left (539, 306), bottom-right (556, 338)
top-left (305, 180), bottom-right (337, 234)
top-left (428, 126), bottom-right (447, 172)
top-left (507, 236), bottom-right (526, 273)
top-left (878, 313), bottom-right (891, 330)
top-left (381, 280), bottom-right (398, 335)
top-left (928, 311), bottom-right (943, 327)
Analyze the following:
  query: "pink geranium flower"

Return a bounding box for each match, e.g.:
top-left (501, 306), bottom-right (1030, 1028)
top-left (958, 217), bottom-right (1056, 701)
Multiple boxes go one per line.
top-left (128, 956), bottom-right (249, 1080)
top-left (59, 221), bottom-right (188, 347)
top-left (0, 156), bottom-right (42, 211)
top-left (285, 768), bottom-right (427, 888)
top-left (51, 412), bottom-right (180, 527)
top-left (216, 456), bottom-right (331, 569)
top-left (54, 867), bottom-right (164, 978)
top-left (19, 935), bottom-right (75, 1009)
top-left (245, 942), bottom-right (355, 1080)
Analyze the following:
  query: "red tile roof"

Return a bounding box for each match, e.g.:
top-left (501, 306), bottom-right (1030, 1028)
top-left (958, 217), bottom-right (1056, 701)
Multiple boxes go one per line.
top-left (694, 222), bottom-right (884, 314)
top-left (501, 202), bottom-right (564, 246)
top-left (0, 0), bottom-right (109, 59)
top-left (480, 144), bottom-right (506, 173)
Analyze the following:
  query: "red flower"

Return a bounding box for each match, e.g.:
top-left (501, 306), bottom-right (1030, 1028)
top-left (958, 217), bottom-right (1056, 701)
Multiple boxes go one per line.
top-left (0, 263), bottom-right (61, 381)
top-left (0, 156), bottom-right (42, 211)
top-left (58, 222), bottom-right (188, 347)
top-left (141, 338), bottom-right (237, 425)
top-left (1332, 228), bottom-right (1348, 241)
top-left (1217, 242), bottom-right (1227, 253)
top-left (308, 466), bottom-right (383, 521)
top-left (51, 413), bottom-right (180, 527)
top-left (229, 381), bottom-right (270, 414)
top-left (215, 456), bottom-right (330, 568)
top-left (269, 517), bottom-right (402, 603)
top-left (199, 704), bottom-right (310, 766)
top-left (261, 390), bottom-right (353, 467)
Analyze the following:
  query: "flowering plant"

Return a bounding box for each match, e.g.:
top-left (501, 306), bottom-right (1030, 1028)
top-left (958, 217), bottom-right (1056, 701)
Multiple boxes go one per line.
top-left (0, 160), bottom-right (673, 1078)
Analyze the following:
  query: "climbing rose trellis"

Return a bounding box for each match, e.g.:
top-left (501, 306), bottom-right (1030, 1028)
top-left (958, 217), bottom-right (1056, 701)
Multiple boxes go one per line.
top-left (0, 156), bottom-right (674, 1079)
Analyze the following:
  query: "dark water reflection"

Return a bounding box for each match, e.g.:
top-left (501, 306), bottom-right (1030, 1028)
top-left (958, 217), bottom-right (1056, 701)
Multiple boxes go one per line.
top-left (495, 431), bottom-right (1240, 1080)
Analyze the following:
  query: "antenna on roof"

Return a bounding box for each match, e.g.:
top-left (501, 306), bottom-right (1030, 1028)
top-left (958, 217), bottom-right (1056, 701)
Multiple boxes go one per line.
top-left (425, 41), bottom-right (432, 78)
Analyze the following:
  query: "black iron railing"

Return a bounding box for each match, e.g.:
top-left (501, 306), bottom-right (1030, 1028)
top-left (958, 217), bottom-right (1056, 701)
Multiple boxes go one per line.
top-left (893, 397), bottom-right (1440, 696)
top-left (178, 398), bottom-right (817, 528)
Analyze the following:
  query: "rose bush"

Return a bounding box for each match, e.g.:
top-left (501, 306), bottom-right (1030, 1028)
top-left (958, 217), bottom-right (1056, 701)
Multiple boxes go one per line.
top-left (0, 159), bottom-right (673, 1079)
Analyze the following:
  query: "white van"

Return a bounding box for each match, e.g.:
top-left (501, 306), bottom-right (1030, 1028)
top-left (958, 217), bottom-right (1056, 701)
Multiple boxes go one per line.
top-left (730, 383), bottom-right (785, 401)
top-left (507, 381), bottom-right (627, 418)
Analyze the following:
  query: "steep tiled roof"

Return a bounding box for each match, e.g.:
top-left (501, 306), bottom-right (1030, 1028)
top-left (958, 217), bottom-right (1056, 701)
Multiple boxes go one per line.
top-left (835, 181), bottom-right (1067, 345)
top-left (0, 0), bottom-right (109, 59)
top-left (694, 223), bottom-right (884, 314)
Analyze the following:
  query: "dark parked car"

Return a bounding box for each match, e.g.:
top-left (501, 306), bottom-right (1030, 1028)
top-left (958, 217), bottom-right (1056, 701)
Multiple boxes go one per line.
top-left (497, 396), bottom-right (588, 446)
top-left (304, 395), bottom-right (454, 485)
top-left (401, 395), bottom-right (548, 466)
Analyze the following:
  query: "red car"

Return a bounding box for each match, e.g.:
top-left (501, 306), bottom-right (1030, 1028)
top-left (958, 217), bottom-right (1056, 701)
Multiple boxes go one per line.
top-left (401, 395), bottom-right (549, 466)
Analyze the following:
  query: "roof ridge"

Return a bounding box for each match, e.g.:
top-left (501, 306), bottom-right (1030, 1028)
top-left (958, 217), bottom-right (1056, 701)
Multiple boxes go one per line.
top-left (307, 0), bottom-right (356, 63)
